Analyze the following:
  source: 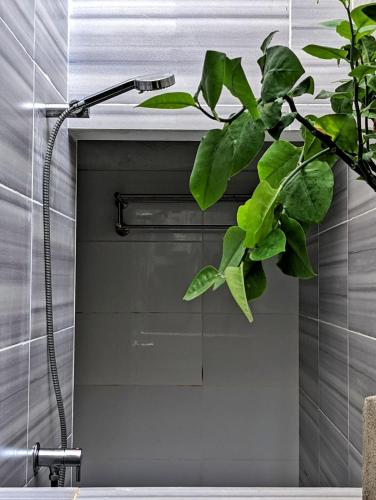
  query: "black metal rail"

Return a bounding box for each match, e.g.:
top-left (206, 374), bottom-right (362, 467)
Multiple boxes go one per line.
top-left (114, 192), bottom-right (248, 236)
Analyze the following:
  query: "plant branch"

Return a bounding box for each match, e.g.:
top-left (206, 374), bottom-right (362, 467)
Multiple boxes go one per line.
top-left (195, 100), bottom-right (246, 123)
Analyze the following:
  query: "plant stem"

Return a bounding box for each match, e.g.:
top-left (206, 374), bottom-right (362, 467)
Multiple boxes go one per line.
top-left (195, 100), bottom-right (245, 123)
top-left (346, 5), bottom-right (365, 165)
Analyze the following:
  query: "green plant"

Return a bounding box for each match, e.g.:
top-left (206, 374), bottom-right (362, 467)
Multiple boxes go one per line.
top-left (138, 0), bottom-right (376, 321)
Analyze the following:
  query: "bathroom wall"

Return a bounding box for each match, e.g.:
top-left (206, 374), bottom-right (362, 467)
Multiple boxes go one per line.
top-left (68, 0), bottom-right (344, 131)
top-left (74, 140), bottom-right (299, 486)
top-left (299, 163), bottom-right (376, 487)
top-left (0, 0), bottom-right (76, 487)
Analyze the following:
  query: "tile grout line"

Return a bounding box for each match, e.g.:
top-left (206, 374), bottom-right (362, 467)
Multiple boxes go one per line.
top-left (0, 325), bottom-right (74, 355)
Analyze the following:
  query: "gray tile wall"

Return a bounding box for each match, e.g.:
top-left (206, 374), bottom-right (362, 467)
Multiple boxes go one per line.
top-left (299, 164), bottom-right (376, 487)
top-left (74, 140), bottom-right (299, 487)
top-left (0, 1), bottom-right (76, 487)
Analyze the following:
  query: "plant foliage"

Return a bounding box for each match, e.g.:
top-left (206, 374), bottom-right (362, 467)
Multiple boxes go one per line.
top-left (138, 1), bottom-right (376, 321)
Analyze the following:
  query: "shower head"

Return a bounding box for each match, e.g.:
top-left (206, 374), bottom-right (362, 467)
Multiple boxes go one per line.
top-left (71, 73), bottom-right (175, 111)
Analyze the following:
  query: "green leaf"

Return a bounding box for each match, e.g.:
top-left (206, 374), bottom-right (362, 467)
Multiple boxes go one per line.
top-left (303, 44), bottom-right (348, 60)
top-left (189, 129), bottom-right (233, 210)
top-left (361, 99), bottom-right (376, 118)
top-left (243, 259), bottom-right (267, 300)
top-left (315, 90), bottom-right (334, 99)
top-left (257, 140), bottom-right (302, 188)
top-left (183, 265), bottom-right (219, 301)
top-left (259, 100), bottom-right (282, 129)
top-left (277, 214), bottom-right (316, 279)
top-left (261, 46), bottom-right (305, 102)
top-left (315, 113), bottom-right (358, 153)
top-left (289, 76), bottom-right (315, 97)
top-left (362, 4), bottom-right (376, 22)
top-left (349, 64), bottom-right (376, 80)
top-left (250, 228), bottom-right (286, 261)
top-left (137, 92), bottom-right (197, 109)
top-left (225, 264), bottom-right (253, 321)
top-left (320, 19), bottom-right (344, 29)
top-left (213, 226), bottom-right (246, 290)
top-left (226, 111), bottom-right (265, 176)
top-left (352, 4), bottom-right (376, 29)
top-left (268, 112), bottom-right (297, 140)
top-left (224, 57), bottom-right (259, 119)
top-left (281, 160), bottom-right (334, 224)
top-left (260, 30), bottom-right (279, 53)
top-left (330, 92), bottom-right (353, 114)
top-left (336, 20), bottom-right (352, 40)
top-left (237, 181), bottom-right (278, 248)
top-left (197, 50), bottom-right (226, 112)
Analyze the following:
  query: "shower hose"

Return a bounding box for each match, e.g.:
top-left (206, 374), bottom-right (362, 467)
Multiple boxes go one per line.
top-left (42, 106), bottom-right (74, 487)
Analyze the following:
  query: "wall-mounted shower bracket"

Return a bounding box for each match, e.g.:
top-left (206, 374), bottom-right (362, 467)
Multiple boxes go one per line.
top-left (32, 442), bottom-right (82, 486)
top-left (45, 104), bottom-right (90, 118)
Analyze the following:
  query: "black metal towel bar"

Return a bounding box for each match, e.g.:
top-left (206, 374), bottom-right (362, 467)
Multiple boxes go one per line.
top-left (114, 192), bottom-right (249, 236)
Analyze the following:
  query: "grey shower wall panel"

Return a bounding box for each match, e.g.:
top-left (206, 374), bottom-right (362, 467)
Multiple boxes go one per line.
top-left (74, 140), bottom-right (299, 487)
top-left (298, 165), bottom-right (376, 487)
top-left (0, 0), bottom-right (75, 487)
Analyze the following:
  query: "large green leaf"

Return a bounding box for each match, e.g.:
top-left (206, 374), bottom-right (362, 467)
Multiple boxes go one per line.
top-left (336, 20), bottom-right (352, 40)
top-left (260, 30), bottom-right (279, 53)
top-left (289, 76), bottom-right (315, 98)
top-left (281, 160), bottom-right (334, 224)
top-left (197, 50), bottom-right (226, 112)
top-left (261, 46), bottom-right (305, 102)
top-left (315, 113), bottom-right (358, 153)
top-left (330, 92), bottom-right (353, 114)
top-left (300, 116), bottom-right (337, 167)
top-left (225, 264), bottom-right (253, 321)
top-left (259, 100), bottom-right (282, 129)
top-left (352, 4), bottom-right (376, 29)
top-left (189, 129), bottom-right (233, 210)
top-left (214, 226), bottom-right (246, 290)
top-left (183, 265), bottom-right (219, 301)
top-left (243, 259), bottom-right (267, 300)
top-left (237, 181), bottom-right (278, 248)
top-left (257, 141), bottom-right (302, 188)
top-left (277, 214), bottom-right (316, 279)
top-left (349, 64), bottom-right (376, 80)
top-left (224, 57), bottom-right (259, 119)
top-left (362, 4), bottom-right (376, 22)
top-left (138, 92), bottom-right (196, 109)
top-left (250, 228), bottom-right (286, 261)
top-left (303, 44), bottom-right (348, 60)
top-left (226, 111), bottom-right (265, 175)
top-left (268, 112), bottom-right (297, 140)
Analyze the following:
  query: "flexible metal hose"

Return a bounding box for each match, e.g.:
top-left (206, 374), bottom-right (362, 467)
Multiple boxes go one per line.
top-left (42, 107), bottom-right (72, 487)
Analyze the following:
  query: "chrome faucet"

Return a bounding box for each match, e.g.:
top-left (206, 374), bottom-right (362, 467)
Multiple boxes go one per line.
top-left (32, 442), bottom-right (82, 487)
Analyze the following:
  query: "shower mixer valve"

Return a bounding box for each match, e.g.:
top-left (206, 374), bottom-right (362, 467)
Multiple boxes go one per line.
top-left (32, 442), bottom-right (82, 485)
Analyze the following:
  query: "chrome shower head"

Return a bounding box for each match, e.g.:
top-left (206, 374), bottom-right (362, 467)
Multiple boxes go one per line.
top-left (71, 73), bottom-right (175, 111)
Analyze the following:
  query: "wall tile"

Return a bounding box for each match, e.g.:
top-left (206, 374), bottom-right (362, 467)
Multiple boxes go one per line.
top-left (31, 205), bottom-right (75, 338)
top-left (349, 331), bottom-right (376, 453)
top-left (0, 343), bottom-right (29, 486)
top-left (299, 236), bottom-right (318, 319)
top-left (299, 390), bottom-right (319, 487)
top-left (27, 329), bottom-right (74, 482)
top-left (348, 168), bottom-right (376, 219)
top-left (320, 161), bottom-right (348, 231)
top-left (203, 316), bottom-right (297, 388)
top-left (33, 67), bottom-right (76, 218)
top-left (319, 412), bottom-right (348, 487)
top-left (0, 1), bottom-right (35, 56)
top-left (75, 312), bottom-right (203, 386)
top-left (319, 321), bottom-right (348, 437)
top-left (319, 223), bottom-right (348, 328)
top-left (35, 0), bottom-right (68, 98)
top-left (349, 443), bottom-right (362, 488)
top-left (299, 315), bottom-right (319, 404)
top-left (0, 188), bottom-right (31, 349)
top-left (74, 385), bottom-right (203, 461)
top-left (349, 209), bottom-right (376, 338)
top-left (202, 386), bottom-right (298, 461)
top-left (76, 241), bottom-right (202, 313)
top-left (201, 459), bottom-right (298, 487)
top-left (0, 21), bottom-right (33, 196)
